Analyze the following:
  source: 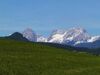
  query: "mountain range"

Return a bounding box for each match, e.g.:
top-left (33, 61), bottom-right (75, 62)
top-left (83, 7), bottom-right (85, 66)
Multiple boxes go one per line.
top-left (7, 27), bottom-right (100, 49)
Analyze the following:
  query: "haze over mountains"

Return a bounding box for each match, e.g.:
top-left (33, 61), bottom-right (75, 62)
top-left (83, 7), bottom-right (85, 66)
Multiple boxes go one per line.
top-left (8, 27), bottom-right (100, 49)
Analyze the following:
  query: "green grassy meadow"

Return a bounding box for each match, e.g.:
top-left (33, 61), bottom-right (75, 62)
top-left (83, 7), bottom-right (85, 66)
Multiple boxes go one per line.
top-left (0, 38), bottom-right (100, 75)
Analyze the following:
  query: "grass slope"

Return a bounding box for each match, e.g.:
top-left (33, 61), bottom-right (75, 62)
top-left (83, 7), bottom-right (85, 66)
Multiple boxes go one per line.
top-left (0, 38), bottom-right (100, 75)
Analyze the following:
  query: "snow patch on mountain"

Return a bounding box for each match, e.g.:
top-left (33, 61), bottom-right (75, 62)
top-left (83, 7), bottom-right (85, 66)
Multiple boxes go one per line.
top-left (87, 36), bottom-right (100, 42)
top-left (74, 41), bottom-right (86, 45)
top-left (48, 32), bottom-right (66, 43)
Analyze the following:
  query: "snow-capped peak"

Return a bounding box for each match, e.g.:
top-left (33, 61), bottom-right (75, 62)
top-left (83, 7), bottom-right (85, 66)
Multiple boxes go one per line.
top-left (48, 27), bottom-right (91, 45)
top-left (22, 28), bottom-right (37, 42)
top-left (64, 27), bottom-right (91, 42)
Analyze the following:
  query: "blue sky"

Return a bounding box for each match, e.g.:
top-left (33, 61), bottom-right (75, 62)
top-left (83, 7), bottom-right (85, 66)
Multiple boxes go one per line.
top-left (0, 0), bottom-right (100, 36)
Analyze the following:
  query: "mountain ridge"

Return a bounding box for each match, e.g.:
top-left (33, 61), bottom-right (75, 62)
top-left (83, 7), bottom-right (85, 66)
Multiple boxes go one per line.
top-left (4, 27), bottom-right (100, 49)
